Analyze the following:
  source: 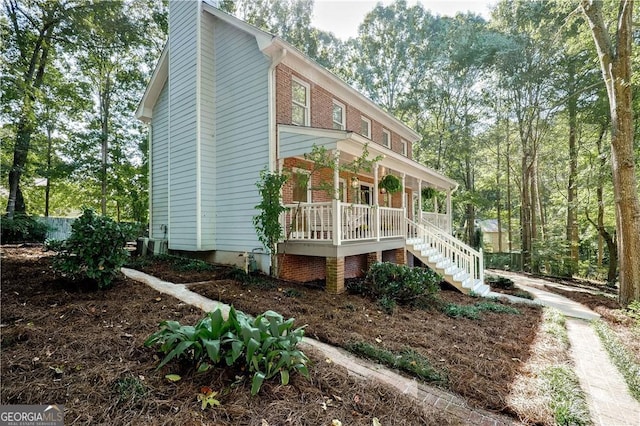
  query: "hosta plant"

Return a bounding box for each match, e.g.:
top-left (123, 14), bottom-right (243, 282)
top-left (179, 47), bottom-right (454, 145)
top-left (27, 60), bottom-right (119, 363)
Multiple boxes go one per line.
top-left (145, 306), bottom-right (309, 395)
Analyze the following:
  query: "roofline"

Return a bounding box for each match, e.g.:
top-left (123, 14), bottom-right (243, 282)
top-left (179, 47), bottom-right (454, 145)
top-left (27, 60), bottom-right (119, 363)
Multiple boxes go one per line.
top-left (136, 2), bottom-right (422, 142)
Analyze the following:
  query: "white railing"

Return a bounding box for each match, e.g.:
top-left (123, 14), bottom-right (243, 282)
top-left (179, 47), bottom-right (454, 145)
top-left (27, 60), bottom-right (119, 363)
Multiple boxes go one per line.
top-left (282, 202), bottom-right (333, 241)
top-left (407, 218), bottom-right (484, 283)
top-left (421, 212), bottom-right (450, 233)
top-left (282, 202), bottom-right (404, 243)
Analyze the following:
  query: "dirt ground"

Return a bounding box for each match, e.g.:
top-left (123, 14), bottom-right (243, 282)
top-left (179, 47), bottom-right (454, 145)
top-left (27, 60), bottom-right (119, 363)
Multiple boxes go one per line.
top-left (1, 246), bottom-right (458, 425)
top-left (129, 254), bottom-right (543, 417)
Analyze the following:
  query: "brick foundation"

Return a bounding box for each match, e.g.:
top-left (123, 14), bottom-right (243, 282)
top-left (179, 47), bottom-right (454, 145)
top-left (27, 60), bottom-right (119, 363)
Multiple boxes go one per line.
top-left (367, 251), bottom-right (382, 270)
top-left (395, 248), bottom-right (407, 265)
top-left (326, 257), bottom-right (345, 294)
top-left (278, 254), bottom-right (325, 282)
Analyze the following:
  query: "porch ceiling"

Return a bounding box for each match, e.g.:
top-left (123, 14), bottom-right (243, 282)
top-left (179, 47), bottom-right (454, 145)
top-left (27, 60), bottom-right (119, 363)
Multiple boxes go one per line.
top-left (278, 124), bottom-right (458, 191)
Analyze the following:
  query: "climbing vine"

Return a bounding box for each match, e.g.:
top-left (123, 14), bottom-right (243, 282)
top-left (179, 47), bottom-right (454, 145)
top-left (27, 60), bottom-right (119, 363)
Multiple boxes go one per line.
top-left (253, 169), bottom-right (288, 276)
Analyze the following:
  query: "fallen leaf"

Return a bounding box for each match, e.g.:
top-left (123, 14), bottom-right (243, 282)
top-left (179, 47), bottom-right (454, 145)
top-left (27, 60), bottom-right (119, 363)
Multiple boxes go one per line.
top-left (165, 374), bottom-right (181, 382)
top-left (375, 337), bottom-right (382, 343)
top-left (373, 418), bottom-right (382, 426)
top-left (325, 358), bottom-right (332, 364)
top-left (331, 420), bottom-right (342, 426)
top-left (154, 297), bottom-right (162, 302)
top-left (261, 420), bottom-right (269, 426)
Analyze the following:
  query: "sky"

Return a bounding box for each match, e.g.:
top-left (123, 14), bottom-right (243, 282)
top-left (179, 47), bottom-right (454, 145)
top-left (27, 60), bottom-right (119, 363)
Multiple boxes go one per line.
top-left (311, 0), bottom-right (494, 40)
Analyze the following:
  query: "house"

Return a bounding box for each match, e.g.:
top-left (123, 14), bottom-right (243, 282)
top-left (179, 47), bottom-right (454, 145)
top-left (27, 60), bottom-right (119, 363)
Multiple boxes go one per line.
top-left (136, 0), bottom-right (489, 296)
top-left (477, 219), bottom-right (515, 253)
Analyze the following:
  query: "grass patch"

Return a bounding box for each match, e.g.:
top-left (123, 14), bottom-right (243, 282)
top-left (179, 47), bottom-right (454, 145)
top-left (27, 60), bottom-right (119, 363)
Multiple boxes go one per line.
top-left (114, 376), bottom-right (148, 404)
top-left (593, 319), bottom-right (640, 402)
top-left (442, 301), bottom-right (521, 319)
top-left (345, 341), bottom-right (445, 384)
top-left (226, 268), bottom-right (276, 289)
top-left (541, 366), bottom-right (592, 426)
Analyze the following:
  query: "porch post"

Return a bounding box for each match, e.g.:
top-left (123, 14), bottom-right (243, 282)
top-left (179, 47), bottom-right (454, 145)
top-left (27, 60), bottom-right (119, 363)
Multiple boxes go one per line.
top-left (333, 150), bottom-right (341, 245)
top-left (418, 180), bottom-right (422, 223)
top-left (446, 188), bottom-right (452, 234)
top-left (373, 163), bottom-right (380, 241)
top-left (401, 173), bottom-right (406, 210)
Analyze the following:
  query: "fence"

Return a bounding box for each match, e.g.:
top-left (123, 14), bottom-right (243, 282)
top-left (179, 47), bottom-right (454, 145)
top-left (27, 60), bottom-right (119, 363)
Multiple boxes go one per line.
top-left (37, 217), bottom-right (75, 241)
top-left (484, 252), bottom-right (522, 271)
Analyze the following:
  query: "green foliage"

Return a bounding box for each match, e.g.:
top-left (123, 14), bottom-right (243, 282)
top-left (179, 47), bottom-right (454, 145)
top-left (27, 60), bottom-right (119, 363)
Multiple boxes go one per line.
top-left (626, 300), bottom-right (640, 328)
top-left (442, 301), bottom-right (521, 319)
top-left (172, 258), bottom-right (216, 273)
top-left (377, 296), bottom-right (397, 314)
top-left (226, 268), bottom-right (276, 289)
top-left (513, 290), bottom-right (534, 300)
top-left (421, 187), bottom-right (436, 200)
top-left (364, 262), bottom-right (441, 305)
top-left (51, 209), bottom-right (132, 288)
top-left (0, 214), bottom-right (48, 243)
top-left (283, 288), bottom-right (302, 298)
top-left (378, 174), bottom-right (402, 193)
top-left (114, 376), bottom-right (148, 404)
top-left (344, 341), bottom-right (445, 383)
top-left (145, 306), bottom-right (309, 396)
top-left (253, 170), bottom-right (288, 275)
top-left (592, 319), bottom-right (640, 401)
top-left (485, 274), bottom-right (515, 289)
top-left (541, 366), bottom-right (592, 426)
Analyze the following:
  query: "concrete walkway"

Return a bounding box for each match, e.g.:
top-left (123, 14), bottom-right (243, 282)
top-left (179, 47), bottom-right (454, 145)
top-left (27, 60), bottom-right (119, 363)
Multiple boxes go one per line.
top-left (122, 268), bottom-right (517, 425)
top-left (490, 270), bottom-right (640, 426)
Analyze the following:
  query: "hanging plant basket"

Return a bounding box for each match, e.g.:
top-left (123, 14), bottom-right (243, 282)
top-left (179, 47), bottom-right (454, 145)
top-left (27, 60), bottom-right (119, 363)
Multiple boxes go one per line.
top-left (421, 187), bottom-right (436, 200)
top-left (379, 174), bottom-right (402, 194)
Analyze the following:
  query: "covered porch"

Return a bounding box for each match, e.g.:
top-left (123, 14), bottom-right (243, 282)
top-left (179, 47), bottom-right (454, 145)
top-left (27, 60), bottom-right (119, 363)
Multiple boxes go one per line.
top-left (276, 125), bottom-right (459, 293)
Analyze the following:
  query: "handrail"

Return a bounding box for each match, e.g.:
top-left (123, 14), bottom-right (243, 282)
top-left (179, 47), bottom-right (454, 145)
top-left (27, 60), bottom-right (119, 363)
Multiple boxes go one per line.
top-left (406, 218), bottom-right (484, 283)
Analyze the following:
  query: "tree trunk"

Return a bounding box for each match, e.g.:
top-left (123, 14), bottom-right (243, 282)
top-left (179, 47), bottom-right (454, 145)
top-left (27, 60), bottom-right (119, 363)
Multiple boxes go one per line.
top-left (582, 0), bottom-right (640, 304)
top-left (506, 121), bottom-right (513, 253)
top-left (45, 123), bottom-right (53, 217)
top-left (566, 67), bottom-right (579, 275)
top-left (521, 151), bottom-right (532, 272)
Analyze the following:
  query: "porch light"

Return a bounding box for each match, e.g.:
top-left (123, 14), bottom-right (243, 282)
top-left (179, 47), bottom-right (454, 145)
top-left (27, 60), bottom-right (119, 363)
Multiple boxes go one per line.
top-left (351, 176), bottom-right (359, 188)
top-left (380, 187), bottom-right (386, 194)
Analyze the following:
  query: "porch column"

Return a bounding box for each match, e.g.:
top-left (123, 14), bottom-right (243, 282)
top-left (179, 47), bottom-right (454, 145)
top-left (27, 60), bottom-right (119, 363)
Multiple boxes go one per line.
top-left (373, 163), bottom-right (380, 241)
top-left (401, 173), bottom-right (406, 210)
top-left (418, 180), bottom-right (422, 223)
top-left (333, 150), bottom-right (340, 200)
top-left (326, 256), bottom-right (345, 294)
top-left (373, 163), bottom-right (379, 206)
top-left (446, 189), bottom-right (452, 234)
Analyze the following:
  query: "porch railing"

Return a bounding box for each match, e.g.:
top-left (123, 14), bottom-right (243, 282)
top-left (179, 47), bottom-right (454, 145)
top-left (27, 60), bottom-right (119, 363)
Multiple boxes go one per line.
top-left (421, 212), bottom-right (450, 233)
top-left (407, 218), bottom-right (484, 283)
top-left (282, 202), bottom-right (404, 244)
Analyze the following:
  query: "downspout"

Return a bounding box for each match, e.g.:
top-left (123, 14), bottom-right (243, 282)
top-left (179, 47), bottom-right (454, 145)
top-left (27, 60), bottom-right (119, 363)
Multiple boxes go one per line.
top-left (268, 47), bottom-right (287, 172)
top-left (147, 123), bottom-right (153, 238)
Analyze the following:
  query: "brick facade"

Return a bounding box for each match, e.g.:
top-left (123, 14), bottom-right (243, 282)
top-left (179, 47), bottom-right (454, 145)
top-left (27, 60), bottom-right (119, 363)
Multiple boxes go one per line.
top-left (275, 64), bottom-right (412, 159)
top-left (326, 256), bottom-right (345, 294)
top-left (278, 254), bottom-right (325, 282)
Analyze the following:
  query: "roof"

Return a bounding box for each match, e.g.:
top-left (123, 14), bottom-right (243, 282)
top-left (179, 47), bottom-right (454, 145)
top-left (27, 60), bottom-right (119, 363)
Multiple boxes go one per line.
top-left (136, 2), bottom-right (420, 141)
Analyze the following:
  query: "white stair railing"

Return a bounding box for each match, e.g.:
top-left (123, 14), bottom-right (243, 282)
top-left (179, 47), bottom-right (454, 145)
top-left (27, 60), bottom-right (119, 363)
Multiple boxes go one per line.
top-left (406, 218), bottom-right (484, 283)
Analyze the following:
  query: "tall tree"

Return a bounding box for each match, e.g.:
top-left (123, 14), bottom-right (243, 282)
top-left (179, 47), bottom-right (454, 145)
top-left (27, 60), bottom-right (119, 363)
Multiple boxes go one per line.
top-left (580, 0), bottom-right (640, 304)
top-left (2, 0), bottom-right (89, 218)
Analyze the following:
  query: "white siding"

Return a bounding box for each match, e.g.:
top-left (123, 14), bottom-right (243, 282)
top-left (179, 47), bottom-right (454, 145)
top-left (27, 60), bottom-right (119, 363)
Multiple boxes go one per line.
top-left (151, 82), bottom-right (169, 239)
top-left (200, 11), bottom-right (216, 249)
top-left (168, 0), bottom-right (198, 250)
top-left (214, 18), bottom-right (270, 252)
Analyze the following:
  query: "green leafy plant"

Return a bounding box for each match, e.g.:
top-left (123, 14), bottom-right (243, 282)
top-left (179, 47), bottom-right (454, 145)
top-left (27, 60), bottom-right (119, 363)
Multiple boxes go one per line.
top-left (626, 300), bottom-right (640, 328)
top-left (253, 170), bottom-right (288, 277)
top-left (541, 366), bottom-right (591, 425)
top-left (197, 386), bottom-right (221, 410)
top-left (364, 262), bottom-right (440, 305)
top-left (345, 341), bottom-right (444, 383)
top-left (485, 274), bottom-right (515, 290)
top-left (421, 187), bottom-right (436, 200)
top-left (1, 214), bottom-right (48, 243)
top-left (145, 306), bottom-right (309, 396)
top-left (51, 209), bottom-right (132, 288)
top-left (114, 376), bottom-right (148, 403)
top-left (377, 296), bottom-right (396, 314)
top-left (378, 174), bottom-right (402, 193)
top-left (442, 301), bottom-right (521, 319)
top-left (283, 288), bottom-right (302, 298)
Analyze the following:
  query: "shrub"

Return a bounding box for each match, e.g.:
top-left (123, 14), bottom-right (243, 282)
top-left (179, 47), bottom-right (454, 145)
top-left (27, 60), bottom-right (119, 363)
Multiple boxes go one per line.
top-left (51, 209), bottom-right (132, 288)
top-left (1, 214), bottom-right (48, 243)
top-left (365, 262), bottom-right (440, 305)
top-left (485, 274), bottom-right (515, 290)
top-left (145, 306), bottom-right (309, 396)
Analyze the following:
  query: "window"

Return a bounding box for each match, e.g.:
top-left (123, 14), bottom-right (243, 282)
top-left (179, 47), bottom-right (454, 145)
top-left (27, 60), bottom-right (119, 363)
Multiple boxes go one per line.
top-left (360, 117), bottom-right (371, 138)
top-left (360, 184), bottom-right (373, 205)
top-left (401, 139), bottom-right (408, 156)
top-left (332, 100), bottom-right (345, 130)
top-left (292, 169), bottom-right (311, 202)
top-left (382, 129), bottom-right (391, 148)
top-left (292, 78), bottom-right (309, 126)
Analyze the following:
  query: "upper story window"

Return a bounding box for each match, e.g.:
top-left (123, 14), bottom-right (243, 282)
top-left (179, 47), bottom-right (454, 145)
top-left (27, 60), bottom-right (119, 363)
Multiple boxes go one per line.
top-left (401, 139), bottom-right (408, 156)
top-left (332, 100), bottom-right (345, 130)
top-left (292, 168), bottom-right (311, 202)
top-left (292, 77), bottom-right (310, 126)
top-left (382, 128), bottom-right (391, 148)
top-left (360, 117), bottom-right (371, 138)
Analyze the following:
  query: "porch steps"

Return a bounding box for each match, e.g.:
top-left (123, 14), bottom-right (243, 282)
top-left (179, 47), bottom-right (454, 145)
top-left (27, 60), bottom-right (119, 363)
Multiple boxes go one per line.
top-left (406, 233), bottom-right (491, 297)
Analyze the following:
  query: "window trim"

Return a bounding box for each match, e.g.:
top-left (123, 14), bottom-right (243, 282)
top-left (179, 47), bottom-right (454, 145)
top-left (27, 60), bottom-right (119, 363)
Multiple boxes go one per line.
top-left (382, 128), bottom-right (391, 148)
top-left (332, 99), bottom-right (346, 130)
top-left (401, 139), bottom-right (408, 156)
top-left (291, 77), bottom-right (310, 126)
top-left (360, 116), bottom-right (371, 139)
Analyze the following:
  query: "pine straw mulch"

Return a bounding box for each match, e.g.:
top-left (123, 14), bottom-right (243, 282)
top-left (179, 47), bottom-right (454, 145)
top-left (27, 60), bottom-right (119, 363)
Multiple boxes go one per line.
top-left (129, 255), bottom-right (544, 418)
top-left (0, 247), bottom-right (458, 425)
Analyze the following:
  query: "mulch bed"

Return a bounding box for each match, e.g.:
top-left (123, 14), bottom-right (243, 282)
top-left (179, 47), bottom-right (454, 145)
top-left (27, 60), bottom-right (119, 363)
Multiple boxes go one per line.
top-left (1, 247), bottom-right (456, 425)
top-left (130, 255), bottom-right (543, 417)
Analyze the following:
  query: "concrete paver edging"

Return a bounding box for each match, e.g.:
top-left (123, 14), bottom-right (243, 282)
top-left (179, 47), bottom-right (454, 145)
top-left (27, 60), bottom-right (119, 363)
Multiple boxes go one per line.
top-left (122, 267), bottom-right (517, 425)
